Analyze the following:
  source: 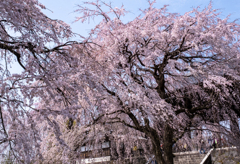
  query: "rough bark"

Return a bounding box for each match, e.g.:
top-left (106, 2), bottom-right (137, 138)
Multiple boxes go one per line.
top-left (148, 130), bottom-right (165, 164)
top-left (163, 124), bottom-right (174, 164)
top-left (152, 139), bottom-right (165, 164)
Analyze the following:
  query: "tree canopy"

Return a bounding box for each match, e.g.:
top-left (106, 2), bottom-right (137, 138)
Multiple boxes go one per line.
top-left (0, 0), bottom-right (240, 164)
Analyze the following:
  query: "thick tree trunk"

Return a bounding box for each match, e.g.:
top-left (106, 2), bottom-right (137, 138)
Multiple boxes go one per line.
top-left (148, 124), bottom-right (174, 164)
top-left (151, 138), bottom-right (165, 164)
top-left (145, 127), bottom-right (165, 164)
top-left (163, 124), bottom-right (174, 164)
top-left (156, 73), bottom-right (166, 99)
top-left (146, 125), bottom-right (174, 164)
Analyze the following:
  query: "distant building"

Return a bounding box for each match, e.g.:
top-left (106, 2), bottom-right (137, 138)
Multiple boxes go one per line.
top-left (76, 135), bottom-right (146, 164)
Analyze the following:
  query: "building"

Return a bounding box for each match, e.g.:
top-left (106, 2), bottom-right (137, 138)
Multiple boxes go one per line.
top-left (77, 134), bottom-right (147, 164)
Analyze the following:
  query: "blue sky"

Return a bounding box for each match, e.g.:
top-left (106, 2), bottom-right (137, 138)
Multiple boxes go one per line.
top-left (8, 0), bottom-right (240, 73)
top-left (38, 0), bottom-right (240, 39)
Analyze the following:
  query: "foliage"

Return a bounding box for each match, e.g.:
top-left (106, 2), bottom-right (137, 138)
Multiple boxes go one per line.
top-left (73, 1), bottom-right (240, 163)
top-left (0, 0), bottom-right (78, 163)
top-left (0, 0), bottom-right (240, 164)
